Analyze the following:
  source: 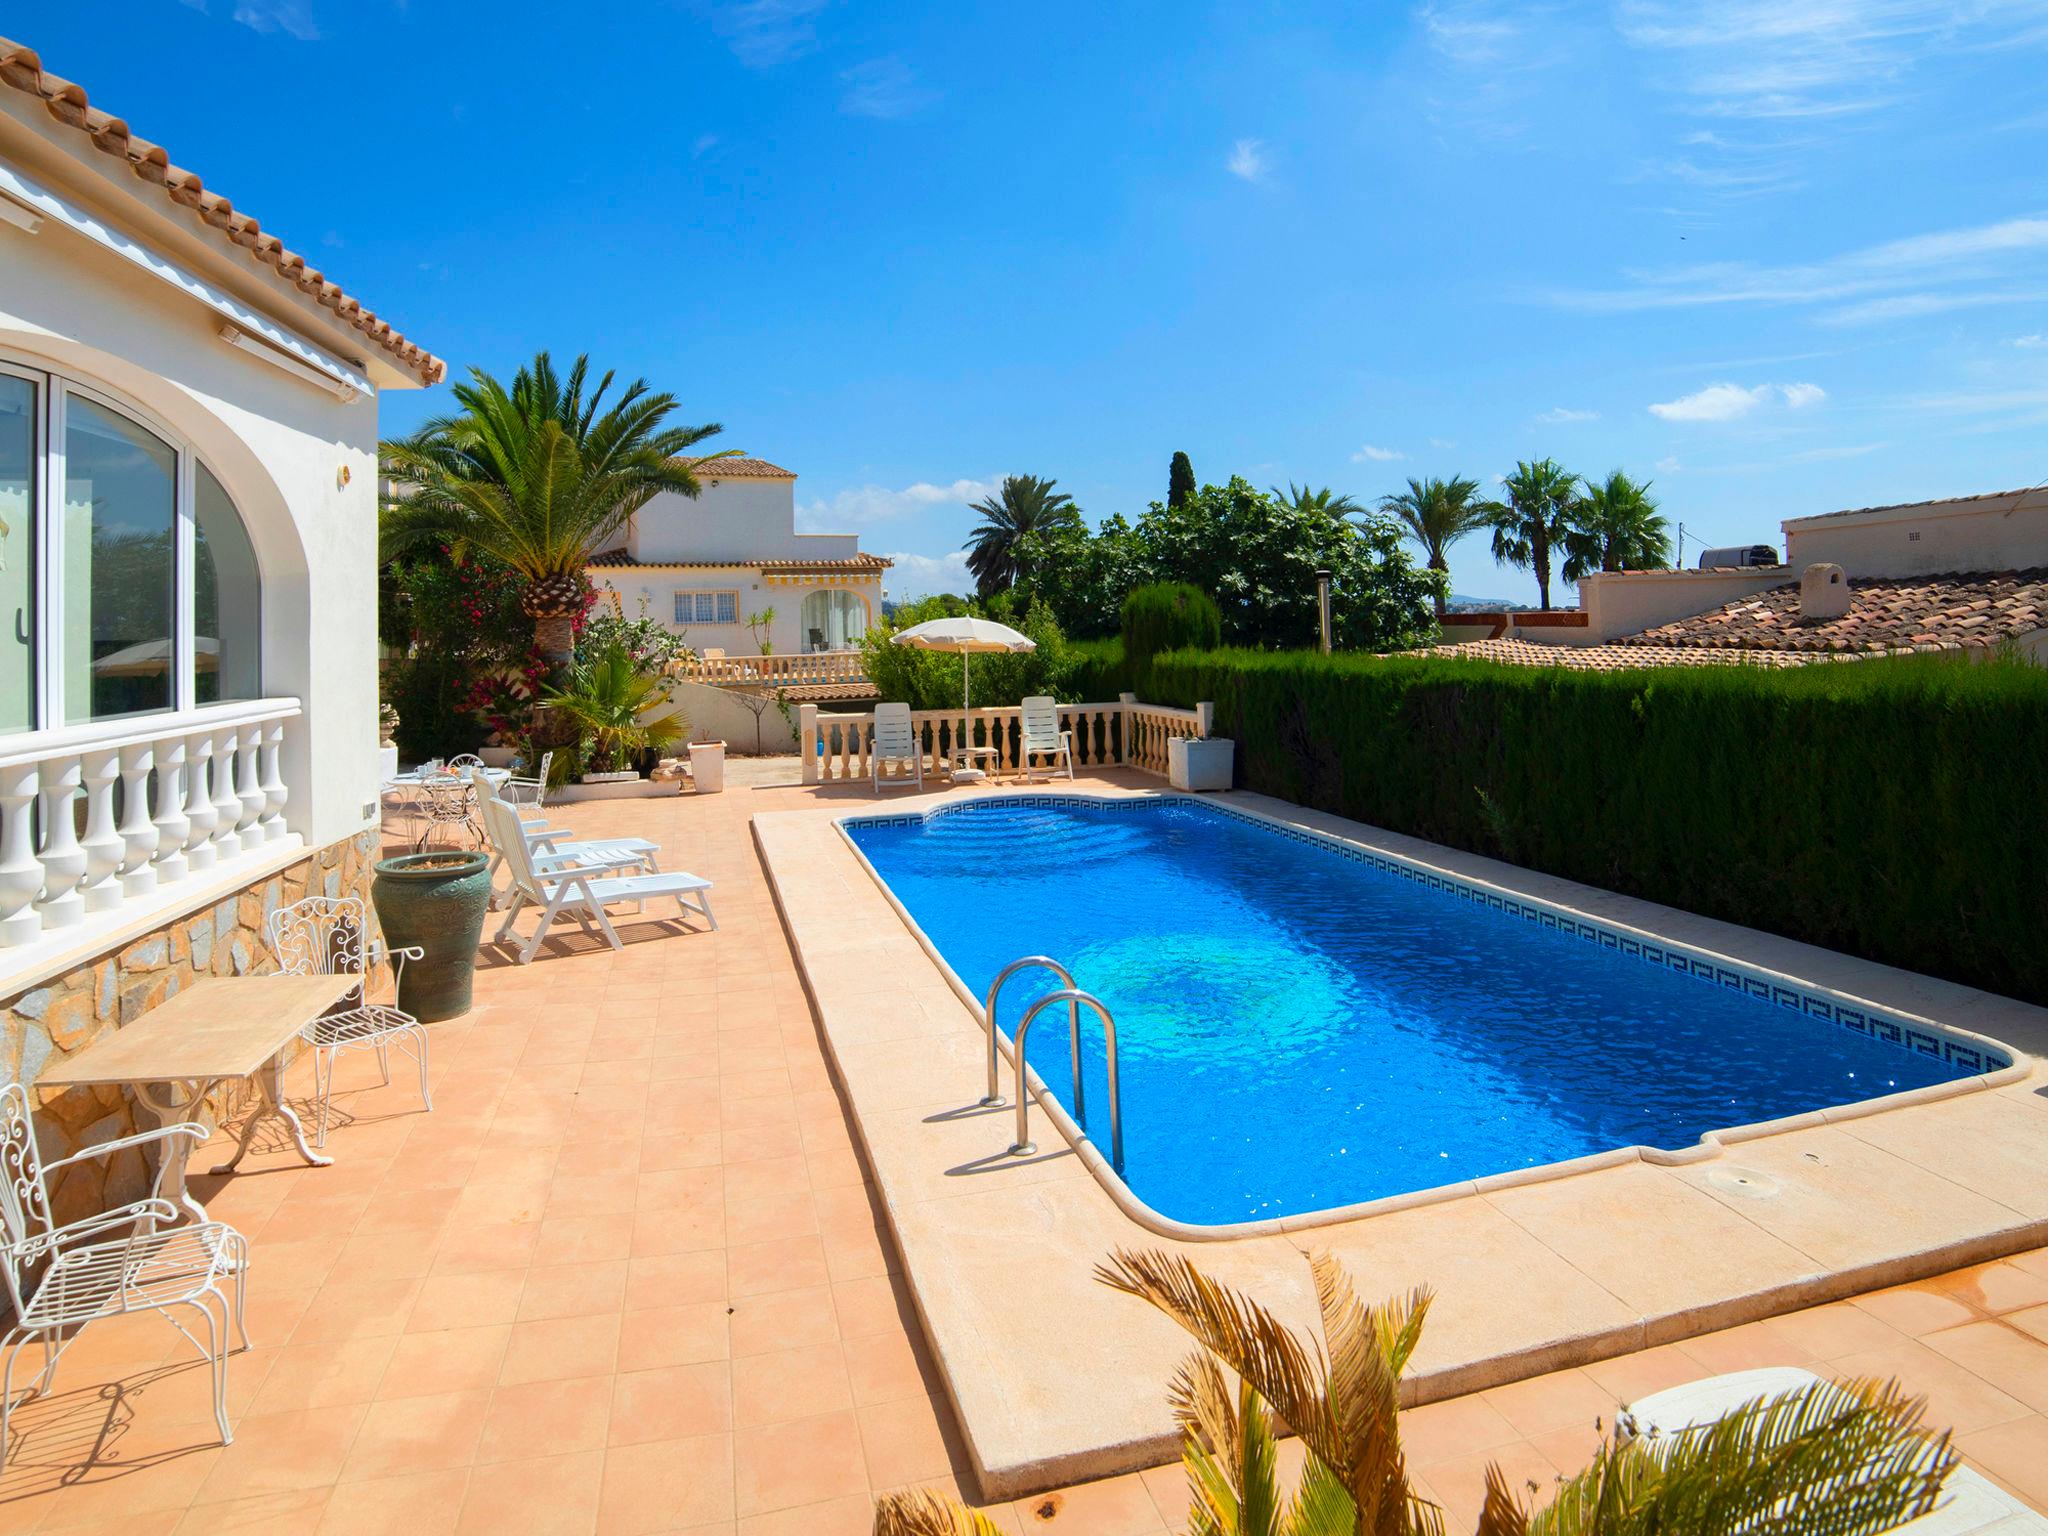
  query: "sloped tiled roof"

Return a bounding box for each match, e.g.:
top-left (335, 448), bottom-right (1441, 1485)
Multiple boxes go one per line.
top-left (1418, 637), bottom-right (1832, 671)
top-left (588, 549), bottom-right (890, 572)
top-left (0, 36), bottom-right (444, 385)
top-left (1628, 570), bottom-right (2048, 654)
top-left (698, 458), bottom-right (795, 478)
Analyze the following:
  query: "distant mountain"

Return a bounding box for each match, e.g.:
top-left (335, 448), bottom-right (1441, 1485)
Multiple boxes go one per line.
top-left (1445, 593), bottom-right (1520, 612)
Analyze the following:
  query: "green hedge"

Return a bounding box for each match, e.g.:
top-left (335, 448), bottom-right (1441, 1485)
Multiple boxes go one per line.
top-left (1147, 647), bottom-right (2048, 1004)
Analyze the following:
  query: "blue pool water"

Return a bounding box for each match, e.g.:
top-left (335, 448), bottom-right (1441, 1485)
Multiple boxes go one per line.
top-left (846, 798), bottom-right (1989, 1226)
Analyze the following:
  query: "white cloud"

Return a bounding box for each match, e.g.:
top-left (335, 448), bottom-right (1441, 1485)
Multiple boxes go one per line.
top-left (1428, 436), bottom-right (1457, 449)
top-left (2015, 334), bottom-right (2047, 347)
top-left (840, 57), bottom-right (936, 120)
top-left (1227, 138), bottom-right (1269, 182)
top-left (881, 550), bottom-right (973, 600)
top-left (1535, 406), bottom-right (1600, 423)
top-left (1655, 456), bottom-right (1683, 473)
top-left (1550, 215), bottom-right (2048, 322)
top-left (695, 0), bottom-right (826, 67)
top-left (796, 477), bottom-right (1001, 533)
top-left (1351, 444), bottom-right (1404, 462)
top-left (229, 0), bottom-right (319, 38)
top-left (691, 133), bottom-right (721, 159)
top-left (1648, 380), bottom-right (1824, 421)
top-left (1420, 0), bottom-right (1522, 65)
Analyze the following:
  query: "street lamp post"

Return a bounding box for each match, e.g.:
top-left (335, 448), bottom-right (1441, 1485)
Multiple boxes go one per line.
top-left (1315, 569), bottom-right (1333, 654)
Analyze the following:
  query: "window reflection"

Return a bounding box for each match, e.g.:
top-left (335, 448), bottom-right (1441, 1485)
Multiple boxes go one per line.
top-left (63, 395), bottom-right (176, 720)
top-left (0, 376), bottom-right (32, 734)
top-left (194, 462), bottom-right (260, 703)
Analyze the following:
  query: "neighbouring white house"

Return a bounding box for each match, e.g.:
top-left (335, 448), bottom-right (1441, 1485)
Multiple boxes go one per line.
top-left (0, 35), bottom-right (440, 1204)
top-left (587, 457), bottom-right (890, 656)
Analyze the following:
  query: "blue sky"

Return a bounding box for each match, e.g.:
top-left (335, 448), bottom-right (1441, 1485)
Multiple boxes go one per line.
top-left (14, 1), bottom-right (2048, 603)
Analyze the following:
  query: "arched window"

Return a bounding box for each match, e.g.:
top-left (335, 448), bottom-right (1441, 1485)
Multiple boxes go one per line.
top-left (800, 589), bottom-right (869, 652)
top-left (0, 358), bottom-right (263, 733)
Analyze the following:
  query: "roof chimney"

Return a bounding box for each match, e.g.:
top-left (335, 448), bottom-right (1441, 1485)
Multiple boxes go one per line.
top-left (1799, 563), bottom-right (1850, 623)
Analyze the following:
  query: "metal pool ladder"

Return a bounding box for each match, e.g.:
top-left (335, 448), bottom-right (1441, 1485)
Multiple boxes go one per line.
top-left (981, 956), bottom-right (1124, 1169)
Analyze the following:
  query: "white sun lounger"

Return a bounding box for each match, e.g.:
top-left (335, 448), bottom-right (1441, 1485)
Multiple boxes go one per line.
top-left (871, 701), bottom-right (924, 793)
top-left (1019, 695), bottom-right (1074, 781)
top-left (1625, 1367), bottom-right (2047, 1534)
top-left (481, 793), bottom-right (716, 964)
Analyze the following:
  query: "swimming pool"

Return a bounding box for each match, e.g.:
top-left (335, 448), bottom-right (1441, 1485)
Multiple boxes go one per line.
top-left (842, 795), bottom-right (2011, 1228)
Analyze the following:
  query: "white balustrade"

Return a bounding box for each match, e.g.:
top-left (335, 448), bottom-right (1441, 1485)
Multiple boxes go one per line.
top-left (36, 756), bottom-right (85, 929)
top-left (0, 699), bottom-right (302, 949)
top-left (801, 696), bottom-right (1210, 784)
top-left (116, 741), bottom-right (158, 899)
top-left (674, 649), bottom-right (869, 688)
top-left (77, 748), bottom-right (124, 914)
top-left (183, 732), bottom-right (218, 875)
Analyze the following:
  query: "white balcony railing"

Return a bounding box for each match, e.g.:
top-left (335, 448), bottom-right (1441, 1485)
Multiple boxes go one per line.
top-left (0, 697), bottom-right (303, 950)
top-left (796, 695), bottom-right (1210, 784)
top-left (672, 650), bottom-right (868, 687)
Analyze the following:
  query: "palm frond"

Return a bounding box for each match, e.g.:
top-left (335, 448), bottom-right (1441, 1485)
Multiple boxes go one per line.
top-left (870, 1488), bottom-right (1009, 1536)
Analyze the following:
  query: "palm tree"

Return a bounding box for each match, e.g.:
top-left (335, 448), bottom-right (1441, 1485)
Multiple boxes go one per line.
top-left (540, 643), bottom-right (683, 773)
top-left (1489, 460), bottom-right (1579, 611)
top-left (1563, 470), bottom-right (1672, 582)
top-left (873, 1248), bottom-right (1957, 1536)
top-left (963, 475), bottom-right (1082, 597)
top-left (1271, 483), bottom-right (1365, 520)
top-left (380, 351), bottom-right (733, 666)
top-left (1378, 476), bottom-right (1499, 618)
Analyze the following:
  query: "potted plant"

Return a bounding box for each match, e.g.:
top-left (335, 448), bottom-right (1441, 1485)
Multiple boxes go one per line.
top-left (371, 848), bottom-right (492, 1021)
top-left (689, 738), bottom-right (726, 793)
top-left (542, 642), bottom-right (683, 782)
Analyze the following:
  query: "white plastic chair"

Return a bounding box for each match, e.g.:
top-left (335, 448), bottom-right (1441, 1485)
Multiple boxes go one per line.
top-left (871, 702), bottom-right (924, 794)
top-left (0, 1082), bottom-right (249, 1462)
top-left (471, 769), bottom-right (660, 903)
top-left (1019, 696), bottom-right (1075, 781)
top-left (265, 895), bottom-right (431, 1147)
top-left (482, 793), bottom-right (717, 964)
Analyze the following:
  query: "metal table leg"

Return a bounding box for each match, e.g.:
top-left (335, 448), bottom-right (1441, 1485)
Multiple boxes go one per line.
top-left (211, 1052), bottom-right (334, 1175)
top-left (135, 1076), bottom-right (218, 1226)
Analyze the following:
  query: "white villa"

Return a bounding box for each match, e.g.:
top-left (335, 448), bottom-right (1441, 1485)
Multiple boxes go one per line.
top-left (587, 457), bottom-right (890, 656)
top-left (0, 36), bottom-right (436, 1195)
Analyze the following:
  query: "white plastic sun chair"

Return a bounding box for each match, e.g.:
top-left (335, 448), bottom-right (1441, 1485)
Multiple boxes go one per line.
top-left (481, 794), bottom-right (716, 964)
top-left (1019, 695), bottom-right (1074, 781)
top-left (1624, 1367), bottom-right (2048, 1534)
top-left (472, 771), bottom-right (658, 899)
top-left (267, 894), bottom-right (432, 1147)
top-left (871, 702), bottom-right (924, 794)
top-left (0, 1082), bottom-right (250, 1463)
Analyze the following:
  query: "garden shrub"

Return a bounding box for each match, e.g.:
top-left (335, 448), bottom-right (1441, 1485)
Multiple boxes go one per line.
top-left (1147, 646), bottom-right (2048, 1003)
top-left (1121, 583), bottom-right (1222, 667)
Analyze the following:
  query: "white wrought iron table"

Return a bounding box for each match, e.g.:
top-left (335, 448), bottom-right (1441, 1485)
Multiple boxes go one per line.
top-left (35, 973), bottom-right (358, 1224)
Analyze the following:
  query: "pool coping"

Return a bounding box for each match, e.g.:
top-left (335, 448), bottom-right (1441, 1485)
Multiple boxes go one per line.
top-left (830, 788), bottom-right (2028, 1242)
top-left (755, 775), bottom-right (2048, 1500)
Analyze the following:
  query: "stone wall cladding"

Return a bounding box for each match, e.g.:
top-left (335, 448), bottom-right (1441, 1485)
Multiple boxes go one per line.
top-left (2, 828), bottom-right (381, 1229)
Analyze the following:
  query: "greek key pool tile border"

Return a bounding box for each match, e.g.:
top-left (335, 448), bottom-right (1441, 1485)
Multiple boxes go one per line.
top-left (842, 794), bottom-right (2010, 1077)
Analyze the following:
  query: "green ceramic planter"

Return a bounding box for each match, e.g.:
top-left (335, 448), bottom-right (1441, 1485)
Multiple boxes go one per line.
top-left (371, 851), bottom-right (492, 1023)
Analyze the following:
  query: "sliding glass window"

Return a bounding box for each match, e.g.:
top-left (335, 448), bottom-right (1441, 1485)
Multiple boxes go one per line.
top-left (0, 373), bottom-right (33, 735)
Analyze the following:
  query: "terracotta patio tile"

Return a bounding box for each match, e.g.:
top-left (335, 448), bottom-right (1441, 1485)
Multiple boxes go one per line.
top-left (1919, 1320), bottom-right (2048, 1414)
top-left (377, 1326), bottom-right (512, 1400)
top-left (190, 1404), bottom-right (367, 1504)
top-left (831, 1275), bottom-right (911, 1340)
top-left (289, 1278), bottom-right (422, 1345)
top-left (609, 1361), bottom-right (733, 1445)
top-left (533, 1214), bottom-right (640, 1267)
top-left (606, 1292), bottom-right (727, 1370)
top-left (597, 1433), bottom-right (736, 1533)
top-left (1826, 1340), bottom-right (2034, 1435)
top-left (1480, 1368), bottom-right (1616, 1438)
top-left (341, 1389), bottom-right (492, 1481)
top-left (734, 1493), bottom-right (875, 1536)
top-left (478, 1376), bottom-right (615, 1463)
top-left (856, 1395), bottom-right (957, 1488)
top-left (1009, 1470), bottom-right (1167, 1533)
top-left (726, 1234), bottom-right (831, 1298)
top-left (734, 1410), bottom-right (868, 1517)
top-left (732, 1343), bottom-right (853, 1428)
top-left (518, 1260), bottom-right (631, 1321)
top-left (168, 1486), bottom-right (330, 1533)
top-left (1955, 1414), bottom-right (2048, 1511)
top-left (500, 1315), bottom-right (624, 1385)
top-left (1930, 1262), bottom-right (2048, 1317)
top-left (1852, 1285), bottom-right (1984, 1337)
top-left (455, 1450), bottom-right (605, 1536)
top-left (409, 1270), bottom-right (526, 1332)
top-left (314, 1468), bottom-right (470, 1535)
top-left (625, 1250), bottom-right (729, 1310)
top-left (1398, 1393), bottom-right (1523, 1465)
top-left (843, 1327), bottom-right (938, 1407)
top-left (246, 1336), bottom-right (400, 1415)
top-left (729, 1284), bottom-right (840, 1357)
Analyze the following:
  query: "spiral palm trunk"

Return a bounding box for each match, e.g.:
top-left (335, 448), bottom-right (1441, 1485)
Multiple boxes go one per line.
top-left (533, 613), bottom-right (577, 669)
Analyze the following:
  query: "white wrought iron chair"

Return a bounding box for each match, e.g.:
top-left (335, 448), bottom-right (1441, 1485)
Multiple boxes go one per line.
top-left (445, 752), bottom-right (486, 772)
top-left (0, 1082), bottom-right (249, 1462)
top-left (500, 749), bottom-right (554, 817)
top-left (482, 793), bottom-right (716, 964)
top-left (265, 896), bottom-right (431, 1147)
top-left (1019, 696), bottom-right (1075, 781)
top-left (413, 773), bottom-right (480, 850)
top-left (871, 702), bottom-right (924, 794)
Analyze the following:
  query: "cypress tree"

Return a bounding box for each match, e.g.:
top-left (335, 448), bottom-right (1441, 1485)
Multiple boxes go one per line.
top-left (1168, 451), bottom-right (1195, 508)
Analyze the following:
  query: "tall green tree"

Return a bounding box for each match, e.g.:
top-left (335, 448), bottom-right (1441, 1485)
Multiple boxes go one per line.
top-left (1377, 476), bottom-right (1499, 618)
top-left (1489, 459), bottom-right (1580, 612)
top-left (380, 351), bottom-right (732, 666)
top-left (1170, 451), bottom-right (1197, 509)
top-left (962, 475), bottom-right (1083, 597)
top-left (1563, 470), bottom-right (1672, 581)
top-left (1271, 483), bottom-right (1365, 520)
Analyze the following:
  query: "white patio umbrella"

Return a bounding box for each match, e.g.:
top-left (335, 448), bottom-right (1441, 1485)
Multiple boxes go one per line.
top-left (890, 616), bottom-right (1035, 710)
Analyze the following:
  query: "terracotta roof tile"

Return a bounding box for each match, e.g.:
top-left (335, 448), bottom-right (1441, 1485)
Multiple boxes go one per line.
top-left (0, 36), bottom-right (444, 386)
top-left (697, 457), bottom-right (795, 479)
top-left (1790, 487), bottom-right (2043, 524)
top-left (1417, 638), bottom-right (1833, 672)
top-left (1626, 570), bottom-right (2048, 654)
top-left (588, 548), bottom-right (890, 572)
